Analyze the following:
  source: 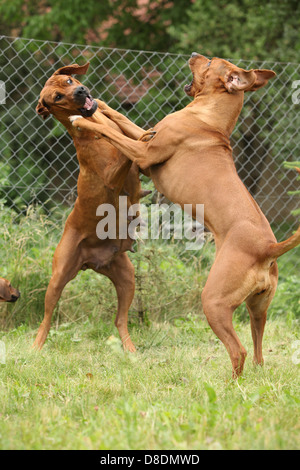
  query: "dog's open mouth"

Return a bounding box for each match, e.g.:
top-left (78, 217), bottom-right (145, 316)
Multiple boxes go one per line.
top-left (79, 95), bottom-right (98, 117)
top-left (83, 96), bottom-right (94, 111)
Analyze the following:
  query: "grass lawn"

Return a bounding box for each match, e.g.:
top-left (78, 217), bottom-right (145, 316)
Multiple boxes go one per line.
top-left (0, 208), bottom-right (299, 450)
top-left (0, 315), bottom-right (299, 450)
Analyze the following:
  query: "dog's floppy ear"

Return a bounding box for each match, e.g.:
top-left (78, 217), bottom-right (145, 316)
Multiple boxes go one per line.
top-left (224, 67), bottom-right (276, 93)
top-left (244, 69), bottom-right (276, 92)
top-left (36, 99), bottom-right (51, 119)
top-left (53, 62), bottom-right (90, 76)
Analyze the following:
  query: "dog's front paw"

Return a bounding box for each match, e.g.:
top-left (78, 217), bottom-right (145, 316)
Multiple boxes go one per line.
top-left (69, 115), bottom-right (83, 127)
top-left (96, 100), bottom-right (110, 112)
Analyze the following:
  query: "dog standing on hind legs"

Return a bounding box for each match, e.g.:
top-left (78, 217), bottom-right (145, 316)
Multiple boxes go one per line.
top-left (34, 62), bottom-right (148, 352)
top-left (70, 53), bottom-right (300, 378)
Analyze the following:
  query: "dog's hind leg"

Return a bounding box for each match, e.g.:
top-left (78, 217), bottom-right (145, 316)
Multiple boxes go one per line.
top-left (99, 252), bottom-right (136, 352)
top-left (32, 228), bottom-right (82, 350)
top-left (200, 250), bottom-right (259, 378)
top-left (201, 295), bottom-right (247, 378)
top-left (246, 263), bottom-right (278, 366)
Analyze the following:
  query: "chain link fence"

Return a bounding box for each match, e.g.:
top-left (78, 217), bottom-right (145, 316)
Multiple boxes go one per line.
top-left (0, 35), bottom-right (299, 268)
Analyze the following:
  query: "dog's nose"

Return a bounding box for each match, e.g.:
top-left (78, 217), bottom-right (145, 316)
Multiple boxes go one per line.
top-left (10, 293), bottom-right (20, 302)
top-left (74, 86), bottom-right (87, 96)
top-left (191, 52), bottom-right (199, 58)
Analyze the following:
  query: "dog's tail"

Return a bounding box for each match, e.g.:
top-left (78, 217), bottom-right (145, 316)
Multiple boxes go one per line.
top-left (268, 166), bottom-right (300, 258)
top-left (268, 225), bottom-right (300, 258)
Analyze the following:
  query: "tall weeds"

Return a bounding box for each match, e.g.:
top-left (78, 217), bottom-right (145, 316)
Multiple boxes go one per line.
top-left (0, 205), bottom-right (299, 331)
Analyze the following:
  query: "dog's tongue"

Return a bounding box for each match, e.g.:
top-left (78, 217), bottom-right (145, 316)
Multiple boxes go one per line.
top-left (83, 97), bottom-right (93, 110)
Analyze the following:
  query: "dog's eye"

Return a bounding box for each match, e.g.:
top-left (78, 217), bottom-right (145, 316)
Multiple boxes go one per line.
top-left (54, 94), bottom-right (63, 102)
top-left (67, 78), bottom-right (73, 85)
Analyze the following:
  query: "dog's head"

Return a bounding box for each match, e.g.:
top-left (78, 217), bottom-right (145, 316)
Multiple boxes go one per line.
top-left (184, 53), bottom-right (276, 98)
top-left (0, 277), bottom-right (20, 303)
top-left (36, 62), bottom-right (98, 121)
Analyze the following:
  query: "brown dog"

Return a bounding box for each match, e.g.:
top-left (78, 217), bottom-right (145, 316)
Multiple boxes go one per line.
top-left (70, 54), bottom-right (300, 377)
top-left (34, 62), bottom-right (145, 352)
top-left (0, 277), bottom-right (20, 303)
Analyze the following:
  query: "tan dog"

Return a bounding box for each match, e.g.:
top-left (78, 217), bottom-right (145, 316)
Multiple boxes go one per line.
top-left (34, 62), bottom-right (146, 352)
top-left (0, 277), bottom-right (20, 303)
top-left (70, 54), bottom-right (300, 377)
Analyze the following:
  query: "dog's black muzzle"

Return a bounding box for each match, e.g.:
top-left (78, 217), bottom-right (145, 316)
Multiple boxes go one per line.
top-left (73, 85), bottom-right (98, 117)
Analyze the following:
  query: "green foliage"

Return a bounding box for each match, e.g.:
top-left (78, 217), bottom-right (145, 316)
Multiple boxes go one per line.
top-left (284, 161), bottom-right (300, 216)
top-left (0, 206), bottom-right (299, 332)
top-left (126, 54), bottom-right (190, 128)
top-left (1, 0), bottom-right (299, 61)
top-left (270, 274), bottom-right (300, 321)
top-left (0, 0), bottom-right (108, 44)
top-left (168, 0), bottom-right (300, 61)
top-left (0, 0), bottom-right (194, 52)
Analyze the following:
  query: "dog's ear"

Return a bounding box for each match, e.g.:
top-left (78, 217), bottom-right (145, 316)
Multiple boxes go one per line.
top-left (36, 99), bottom-right (51, 119)
top-left (224, 67), bottom-right (276, 93)
top-left (53, 62), bottom-right (90, 77)
top-left (223, 68), bottom-right (256, 93)
top-left (244, 69), bottom-right (276, 92)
